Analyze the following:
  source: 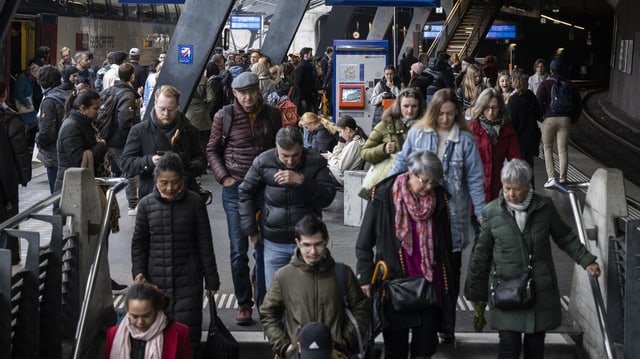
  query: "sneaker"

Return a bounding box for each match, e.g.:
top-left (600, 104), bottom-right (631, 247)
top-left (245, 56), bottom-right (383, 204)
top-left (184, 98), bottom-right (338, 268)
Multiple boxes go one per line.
top-left (236, 304), bottom-right (254, 325)
top-left (128, 207), bottom-right (137, 216)
top-left (543, 178), bottom-right (557, 188)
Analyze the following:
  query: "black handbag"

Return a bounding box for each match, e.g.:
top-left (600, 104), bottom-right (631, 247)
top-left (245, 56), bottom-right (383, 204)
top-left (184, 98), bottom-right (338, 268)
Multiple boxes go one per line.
top-left (385, 249), bottom-right (437, 313)
top-left (489, 234), bottom-right (536, 310)
top-left (385, 275), bottom-right (437, 312)
top-left (203, 296), bottom-right (239, 359)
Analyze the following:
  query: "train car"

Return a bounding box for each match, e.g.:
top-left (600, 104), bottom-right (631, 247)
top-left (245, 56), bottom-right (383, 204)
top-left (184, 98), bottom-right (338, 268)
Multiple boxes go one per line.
top-left (4, 0), bottom-right (181, 78)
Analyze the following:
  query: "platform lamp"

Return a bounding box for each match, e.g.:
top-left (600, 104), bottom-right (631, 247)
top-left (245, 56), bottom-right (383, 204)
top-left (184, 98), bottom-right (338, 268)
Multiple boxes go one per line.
top-left (509, 43), bottom-right (517, 73)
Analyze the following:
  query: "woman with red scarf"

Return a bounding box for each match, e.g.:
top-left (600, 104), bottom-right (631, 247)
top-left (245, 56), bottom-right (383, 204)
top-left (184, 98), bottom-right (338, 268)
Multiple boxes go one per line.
top-left (356, 150), bottom-right (455, 359)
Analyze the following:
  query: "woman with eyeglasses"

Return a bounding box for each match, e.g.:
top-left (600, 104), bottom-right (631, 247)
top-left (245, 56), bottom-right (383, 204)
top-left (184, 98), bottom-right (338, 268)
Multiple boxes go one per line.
top-left (390, 88), bottom-right (485, 344)
top-left (131, 152), bottom-right (220, 355)
top-left (467, 87), bottom-right (521, 204)
top-left (356, 150), bottom-right (456, 358)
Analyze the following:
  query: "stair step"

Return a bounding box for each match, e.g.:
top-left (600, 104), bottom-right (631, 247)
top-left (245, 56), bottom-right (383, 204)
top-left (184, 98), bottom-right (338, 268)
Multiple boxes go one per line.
top-left (218, 332), bottom-right (577, 358)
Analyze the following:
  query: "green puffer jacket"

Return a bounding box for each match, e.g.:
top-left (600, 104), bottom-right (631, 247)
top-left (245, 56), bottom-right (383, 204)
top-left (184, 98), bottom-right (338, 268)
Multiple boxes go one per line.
top-left (465, 192), bottom-right (597, 333)
top-left (360, 116), bottom-right (412, 164)
top-left (260, 249), bottom-right (370, 358)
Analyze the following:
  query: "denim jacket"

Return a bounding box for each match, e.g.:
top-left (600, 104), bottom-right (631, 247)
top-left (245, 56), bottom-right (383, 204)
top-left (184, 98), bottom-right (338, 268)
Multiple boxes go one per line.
top-left (390, 123), bottom-right (485, 251)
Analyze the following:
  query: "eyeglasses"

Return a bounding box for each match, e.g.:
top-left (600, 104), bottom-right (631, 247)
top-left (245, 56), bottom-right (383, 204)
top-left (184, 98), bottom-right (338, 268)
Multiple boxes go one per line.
top-left (412, 173), bottom-right (437, 186)
top-left (299, 241), bottom-right (327, 251)
top-left (157, 107), bottom-right (179, 113)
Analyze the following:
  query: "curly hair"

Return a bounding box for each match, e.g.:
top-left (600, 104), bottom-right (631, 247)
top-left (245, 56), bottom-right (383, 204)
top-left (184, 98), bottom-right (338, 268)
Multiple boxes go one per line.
top-left (36, 65), bottom-right (62, 89)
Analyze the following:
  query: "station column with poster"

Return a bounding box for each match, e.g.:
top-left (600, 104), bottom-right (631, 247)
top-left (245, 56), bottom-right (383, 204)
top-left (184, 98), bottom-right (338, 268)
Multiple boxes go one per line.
top-left (333, 40), bottom-right (388, 132)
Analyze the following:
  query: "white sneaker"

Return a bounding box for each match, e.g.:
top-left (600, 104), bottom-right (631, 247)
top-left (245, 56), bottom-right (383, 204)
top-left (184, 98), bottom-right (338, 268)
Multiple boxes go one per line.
top-left (543, 178), bottom-right (557, 188)
top-left (128, 207), bottom-right (137, 216)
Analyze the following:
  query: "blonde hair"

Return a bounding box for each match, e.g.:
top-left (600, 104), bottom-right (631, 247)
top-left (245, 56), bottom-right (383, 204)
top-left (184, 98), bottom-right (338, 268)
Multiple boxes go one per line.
top-left (154, 84), bottom-right (180, 102)
top-left (462, 64), bottom-right (484, 105)
top-left (298, 112), bottom-right (337, 135)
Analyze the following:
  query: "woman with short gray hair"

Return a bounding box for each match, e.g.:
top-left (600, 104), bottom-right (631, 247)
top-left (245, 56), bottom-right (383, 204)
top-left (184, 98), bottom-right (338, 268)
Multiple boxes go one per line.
top-left (466, 158), bottom-right (601, 358)
top-left (357, 149), bottom-right (455, 358)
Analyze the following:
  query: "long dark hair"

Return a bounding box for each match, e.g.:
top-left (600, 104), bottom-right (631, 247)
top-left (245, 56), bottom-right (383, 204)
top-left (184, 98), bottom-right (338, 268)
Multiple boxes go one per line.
top-left (64, 89), bottom-right (100, 117)
top-left (336, 115), bottom-right (368, 140)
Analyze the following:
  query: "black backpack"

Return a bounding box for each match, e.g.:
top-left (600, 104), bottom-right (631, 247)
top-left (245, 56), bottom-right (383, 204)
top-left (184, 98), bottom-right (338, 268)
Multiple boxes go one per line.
top-left (549, 78), bottom-right (575, 114)
top-left (96, 87), bottom-right (120, 140)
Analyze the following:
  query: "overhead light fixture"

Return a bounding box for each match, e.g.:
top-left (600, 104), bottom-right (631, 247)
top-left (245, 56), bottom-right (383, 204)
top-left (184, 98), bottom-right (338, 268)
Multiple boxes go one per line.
top-left (540, 14), bottom-right (584, 30)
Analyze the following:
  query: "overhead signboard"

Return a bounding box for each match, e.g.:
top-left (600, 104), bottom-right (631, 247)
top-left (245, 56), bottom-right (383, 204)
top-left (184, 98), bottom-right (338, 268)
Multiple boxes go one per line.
top-left (119, 0), bottom-right (185, 3)
top-left (424, 24), bottom-right (517, 40)
top-left (325, 0), bottom-right (440, 6)
top-left (229, 14), bottom-right (262, 30)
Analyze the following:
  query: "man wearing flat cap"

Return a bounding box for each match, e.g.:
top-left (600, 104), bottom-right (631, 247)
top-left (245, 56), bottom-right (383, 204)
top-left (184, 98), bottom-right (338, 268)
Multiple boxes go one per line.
top-left (206, 71), bottom-right (282, 325)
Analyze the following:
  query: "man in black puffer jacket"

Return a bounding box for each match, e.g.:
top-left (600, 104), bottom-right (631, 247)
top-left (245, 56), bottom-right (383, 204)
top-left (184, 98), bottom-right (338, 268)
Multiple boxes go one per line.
top-left (425, 52), bottom-right (455, 104)
top-left (122, 85), bottom-right (206, 200)
top-left (105, 63), bottom-right (140, 214)
top-left (239, 127), bottom-right (336, 291)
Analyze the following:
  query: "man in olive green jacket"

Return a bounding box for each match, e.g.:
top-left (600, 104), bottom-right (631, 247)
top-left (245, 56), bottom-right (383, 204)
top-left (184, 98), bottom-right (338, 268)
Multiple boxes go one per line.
top-left (260, 215), bottom-right (370, 359)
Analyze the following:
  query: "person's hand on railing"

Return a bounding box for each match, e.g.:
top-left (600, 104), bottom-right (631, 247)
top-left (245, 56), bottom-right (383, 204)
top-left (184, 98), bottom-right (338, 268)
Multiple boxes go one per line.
top-left (586, 262), bottom-right (601, 277)
top-left (134, 273), bottom-right (147, 283)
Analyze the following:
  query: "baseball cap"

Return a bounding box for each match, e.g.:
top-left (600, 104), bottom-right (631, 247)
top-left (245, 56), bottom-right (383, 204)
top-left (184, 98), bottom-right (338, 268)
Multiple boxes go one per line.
top-left (550, 59), bottom-right (563, 72)
top-left (295, 322), bottom-right (333, 359)
top-left (231, 72), bottom-right (259, 90)
top-left (129, 47), bottom-right (140, 58)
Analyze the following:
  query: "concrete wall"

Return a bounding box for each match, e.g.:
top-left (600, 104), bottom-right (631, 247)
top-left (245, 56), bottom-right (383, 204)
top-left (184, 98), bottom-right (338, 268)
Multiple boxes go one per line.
top-left (608, 0), bottom-right (640, 119)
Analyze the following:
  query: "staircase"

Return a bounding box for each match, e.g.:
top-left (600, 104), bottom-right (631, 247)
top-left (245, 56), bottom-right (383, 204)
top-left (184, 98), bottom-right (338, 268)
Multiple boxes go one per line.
top-left (427, 0), bottom-right (503, 59)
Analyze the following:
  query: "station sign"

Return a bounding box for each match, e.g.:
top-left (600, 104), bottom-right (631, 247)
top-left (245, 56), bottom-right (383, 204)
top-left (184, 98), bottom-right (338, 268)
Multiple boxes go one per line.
top-left (178, 44), bottom-right (194, 64)
top-left (325, 0), bottom-right (440, 6)
top-left (229, 14), bottom-right (262, 30)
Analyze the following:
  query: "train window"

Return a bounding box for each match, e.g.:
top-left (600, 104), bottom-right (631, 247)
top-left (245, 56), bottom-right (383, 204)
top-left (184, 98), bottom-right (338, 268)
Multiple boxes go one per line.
top-left (122, 4), bottom-right (139, 20)
top-left (139, 4), bottom-right (154, 21)
top-left (168, 5), bottom-right (180, 22)
top-left (90, 0), bottom-right (108, 17)
top-left (106, 1), bottom-right (123, 18)
top-left (67, 1), bottom-right (89, 16)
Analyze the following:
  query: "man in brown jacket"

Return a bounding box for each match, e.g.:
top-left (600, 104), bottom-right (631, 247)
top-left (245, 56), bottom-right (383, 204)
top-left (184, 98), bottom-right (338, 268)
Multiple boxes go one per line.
top-left (206, 72), bottom-right (281, 325)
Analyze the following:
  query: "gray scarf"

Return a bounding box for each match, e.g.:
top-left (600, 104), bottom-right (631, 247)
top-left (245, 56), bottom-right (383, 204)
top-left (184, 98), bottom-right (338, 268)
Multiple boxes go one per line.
top-left (505, 190), bottom-right (533, 232)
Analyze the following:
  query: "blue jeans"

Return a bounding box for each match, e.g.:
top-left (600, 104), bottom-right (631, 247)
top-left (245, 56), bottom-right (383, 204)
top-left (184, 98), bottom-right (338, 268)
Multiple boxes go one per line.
top-left (222, 182), bottom-right (252, 305)
top-left (264, 239), bottom-right (297, 290)
top-left (46, 166), bottom-right (57, 194)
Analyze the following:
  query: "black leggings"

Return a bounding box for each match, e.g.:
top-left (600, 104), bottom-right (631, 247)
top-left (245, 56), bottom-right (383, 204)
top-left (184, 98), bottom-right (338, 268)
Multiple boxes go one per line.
top-left (382, 307), bottom-right (441, 358)
top-left (498, 330), bottom-right (546, 359)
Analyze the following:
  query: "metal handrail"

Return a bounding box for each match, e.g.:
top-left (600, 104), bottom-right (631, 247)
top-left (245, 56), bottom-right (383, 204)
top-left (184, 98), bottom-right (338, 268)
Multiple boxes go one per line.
top-left (554, 183), bottom-right (617, 359)
top-left (72, 177), bottom-right (128, 359)
top-left (426, 0), bottom-right (468, 57)
top-left (0, 192), bottom-right (61, 232)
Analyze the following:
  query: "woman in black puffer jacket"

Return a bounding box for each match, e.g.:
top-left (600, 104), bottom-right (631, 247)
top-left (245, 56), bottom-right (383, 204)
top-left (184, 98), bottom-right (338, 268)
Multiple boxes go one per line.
top-left (131, 153), bottom-right (220, 349)
top-left (54, 89), bottom-right (107, 193)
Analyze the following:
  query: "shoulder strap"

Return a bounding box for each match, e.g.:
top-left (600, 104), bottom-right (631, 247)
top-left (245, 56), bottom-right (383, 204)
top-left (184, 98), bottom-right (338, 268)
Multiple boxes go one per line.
top-left (334, 262), bottom-right (365, 358)
top-left (221, 104), bottom-right (233, 148)
top-left (334, 262), bottom-right (348, 306)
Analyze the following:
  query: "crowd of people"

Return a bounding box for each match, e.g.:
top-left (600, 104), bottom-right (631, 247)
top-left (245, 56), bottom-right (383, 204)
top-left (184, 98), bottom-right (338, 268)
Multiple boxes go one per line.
top-left (0, 43), bottom-right (602, 359)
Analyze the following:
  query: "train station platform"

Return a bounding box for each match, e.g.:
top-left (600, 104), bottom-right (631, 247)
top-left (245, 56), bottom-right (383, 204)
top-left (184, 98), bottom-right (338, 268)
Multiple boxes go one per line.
top-left (12, 90), bottom-right (639, 357)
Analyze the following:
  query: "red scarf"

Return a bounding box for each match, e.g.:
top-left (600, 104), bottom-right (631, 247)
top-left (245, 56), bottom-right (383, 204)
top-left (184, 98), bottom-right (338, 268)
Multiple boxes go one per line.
top-left (392, 172), bottom-right (436, 280)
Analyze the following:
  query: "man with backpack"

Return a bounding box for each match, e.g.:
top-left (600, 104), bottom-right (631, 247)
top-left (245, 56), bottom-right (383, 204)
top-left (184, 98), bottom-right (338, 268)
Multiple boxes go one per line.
top-left (36, 65), bottom-right (67, 194)
top-left (260, 215), bottom-right (370, 359)
top-left (535, 58), bottom-right (582, 188)
top-left (100, 63), bottom-right (141, 214)
top-left (205, 72), bottom-right (281, 325)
